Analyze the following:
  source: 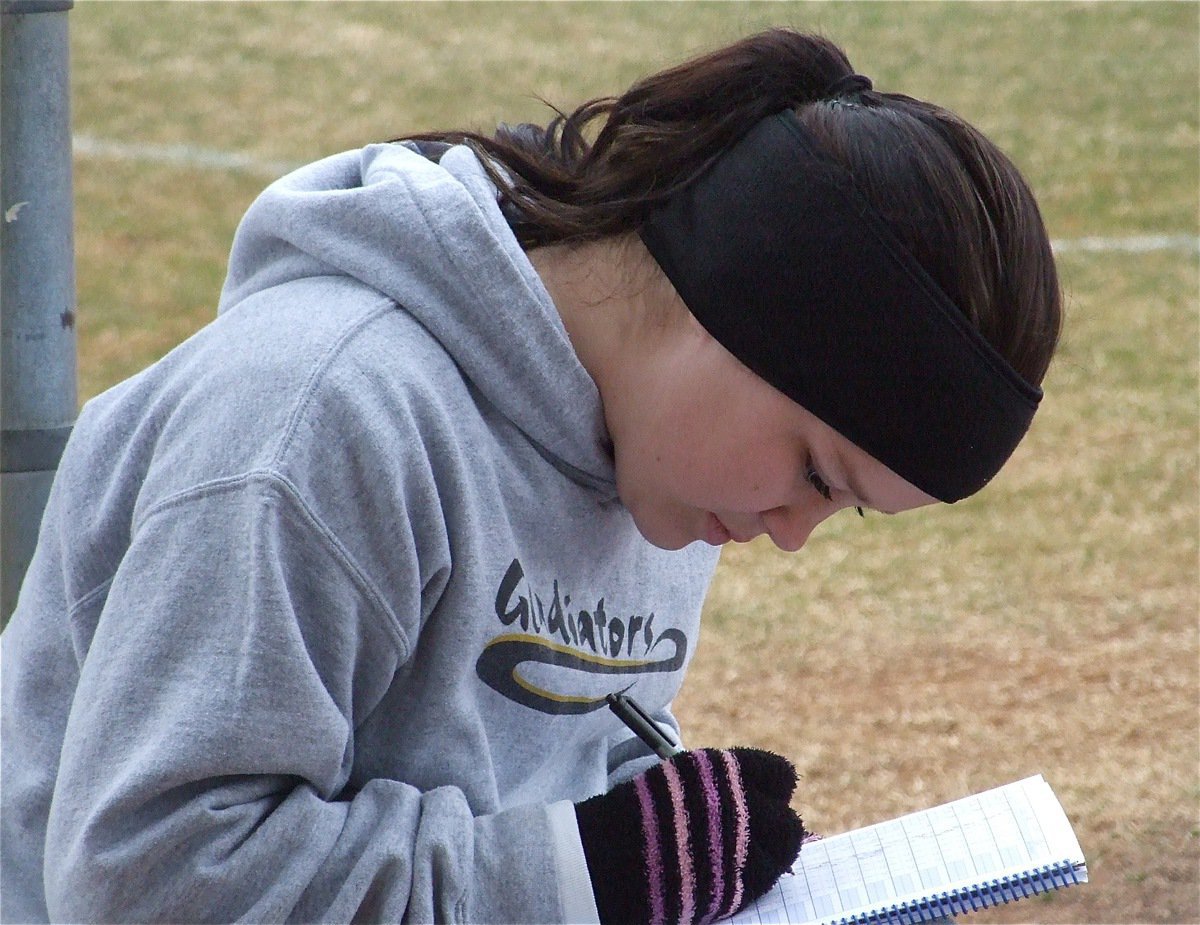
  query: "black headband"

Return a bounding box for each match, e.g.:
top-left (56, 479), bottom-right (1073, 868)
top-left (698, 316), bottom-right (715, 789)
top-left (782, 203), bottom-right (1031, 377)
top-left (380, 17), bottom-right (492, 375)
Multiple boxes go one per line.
top-left (637, 110), bottom-right (1042, 503)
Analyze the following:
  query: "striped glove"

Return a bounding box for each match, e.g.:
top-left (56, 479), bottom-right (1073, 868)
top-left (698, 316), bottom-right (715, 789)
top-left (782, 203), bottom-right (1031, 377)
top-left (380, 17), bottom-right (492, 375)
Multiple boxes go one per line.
top-left (575, 747), bottom-right (805, 925)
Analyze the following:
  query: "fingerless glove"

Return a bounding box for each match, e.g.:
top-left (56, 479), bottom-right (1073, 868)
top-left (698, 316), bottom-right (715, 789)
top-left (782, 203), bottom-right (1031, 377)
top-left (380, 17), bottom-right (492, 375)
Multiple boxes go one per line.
top-left (575, 747), bottom-right (805, 925)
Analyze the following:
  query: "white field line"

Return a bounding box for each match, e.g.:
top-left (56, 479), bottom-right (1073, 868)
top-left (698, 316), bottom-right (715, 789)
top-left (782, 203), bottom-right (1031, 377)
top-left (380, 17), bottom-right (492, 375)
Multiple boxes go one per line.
top-left (1049, 234), bottom-right (1199, 255)
top-left (73, 135), bottom-right (301, 180)
top-left (72, 134), bottom-right (1200, 255)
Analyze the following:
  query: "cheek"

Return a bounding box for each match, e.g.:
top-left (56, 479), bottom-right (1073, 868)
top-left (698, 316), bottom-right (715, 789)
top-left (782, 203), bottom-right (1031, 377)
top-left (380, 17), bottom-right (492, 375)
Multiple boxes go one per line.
top-left (721, 455), bottom-right (797, 509)
top-left (611, 421), bottom-right (711, 520)
top-left (634, 404), bottom-right (714, 482)
top-left (612, 368), bottom-right (795, 509)
top-left (705, 409), bottom-right (796, 486)
top-left (679, 439), bottom-right (796, 511)
top-left (610, 457), bottom-right (701, 550)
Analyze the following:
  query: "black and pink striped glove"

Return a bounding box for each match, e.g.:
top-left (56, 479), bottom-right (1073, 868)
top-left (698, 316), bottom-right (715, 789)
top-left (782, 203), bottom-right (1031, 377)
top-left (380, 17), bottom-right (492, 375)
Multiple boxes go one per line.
top-left (574, 747), bottom-right (805, 924)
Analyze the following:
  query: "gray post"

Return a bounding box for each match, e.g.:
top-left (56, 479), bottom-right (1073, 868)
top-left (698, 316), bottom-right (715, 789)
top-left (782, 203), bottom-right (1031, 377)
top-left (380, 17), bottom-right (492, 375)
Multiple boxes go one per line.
top-left (1, 0), bottom-right (76, 627)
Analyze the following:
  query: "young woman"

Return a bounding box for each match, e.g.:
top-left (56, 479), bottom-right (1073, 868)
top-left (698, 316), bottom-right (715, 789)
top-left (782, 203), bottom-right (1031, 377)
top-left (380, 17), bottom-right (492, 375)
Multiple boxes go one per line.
top-left (1, 29), bottom-right (1060, 924)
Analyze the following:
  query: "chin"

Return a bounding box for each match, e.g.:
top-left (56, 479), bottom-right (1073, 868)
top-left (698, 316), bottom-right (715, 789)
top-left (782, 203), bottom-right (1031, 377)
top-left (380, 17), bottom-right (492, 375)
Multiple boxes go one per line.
top-left (617, 487), bottom-right (699, 551)
top-left (629, 512), bottom-right (694, 551)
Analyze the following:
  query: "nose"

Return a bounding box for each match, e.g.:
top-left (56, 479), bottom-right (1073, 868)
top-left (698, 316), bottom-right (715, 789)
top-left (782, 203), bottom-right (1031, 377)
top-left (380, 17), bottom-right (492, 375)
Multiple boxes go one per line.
top-left (761, 502), bottom-right (832, 552)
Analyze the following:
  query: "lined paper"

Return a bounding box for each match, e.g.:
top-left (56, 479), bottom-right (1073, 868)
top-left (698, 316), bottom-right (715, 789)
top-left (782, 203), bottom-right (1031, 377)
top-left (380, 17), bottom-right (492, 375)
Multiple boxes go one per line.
top-left (727, 775), bottom-right (1087, 925)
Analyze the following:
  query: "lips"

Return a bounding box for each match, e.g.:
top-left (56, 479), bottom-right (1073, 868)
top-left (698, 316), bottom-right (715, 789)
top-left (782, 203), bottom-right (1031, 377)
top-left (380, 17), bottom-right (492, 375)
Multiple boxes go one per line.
top-left (704, 512), bottom-right (731, 546)
top-left (705, 512), bottom-right (764, 545)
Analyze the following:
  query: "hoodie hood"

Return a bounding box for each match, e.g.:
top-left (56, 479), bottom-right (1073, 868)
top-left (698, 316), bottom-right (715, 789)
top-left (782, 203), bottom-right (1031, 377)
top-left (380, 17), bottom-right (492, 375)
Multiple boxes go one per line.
top-left (218, 142), bottom-right (615, 492)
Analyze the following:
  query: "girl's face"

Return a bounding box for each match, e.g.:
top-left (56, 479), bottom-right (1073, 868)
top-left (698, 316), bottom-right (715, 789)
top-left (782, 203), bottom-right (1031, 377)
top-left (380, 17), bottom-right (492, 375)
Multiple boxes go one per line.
top-left (607, 311), bottom-right (938, 552)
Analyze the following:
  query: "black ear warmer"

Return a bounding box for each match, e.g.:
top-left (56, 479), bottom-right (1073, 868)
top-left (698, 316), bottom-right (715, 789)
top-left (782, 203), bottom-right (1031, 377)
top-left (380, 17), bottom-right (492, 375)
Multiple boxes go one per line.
top-left (638, 111), bottom-right (1041, 502)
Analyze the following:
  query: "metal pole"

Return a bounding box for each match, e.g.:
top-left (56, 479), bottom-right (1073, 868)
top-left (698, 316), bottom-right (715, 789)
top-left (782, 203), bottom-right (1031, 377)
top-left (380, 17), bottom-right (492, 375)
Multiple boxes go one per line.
top-left (1, 0), bottom-right (76, 627)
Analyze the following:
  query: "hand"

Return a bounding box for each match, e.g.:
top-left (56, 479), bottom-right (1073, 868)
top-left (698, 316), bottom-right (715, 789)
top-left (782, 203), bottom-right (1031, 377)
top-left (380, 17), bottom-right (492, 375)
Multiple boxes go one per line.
top-left (575, 747), bottom-right (805, 924)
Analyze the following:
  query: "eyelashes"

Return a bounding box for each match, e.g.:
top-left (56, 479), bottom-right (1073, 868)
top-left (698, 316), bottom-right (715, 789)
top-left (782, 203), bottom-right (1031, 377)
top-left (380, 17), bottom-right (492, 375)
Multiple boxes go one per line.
top-left (806, 462), bottom-right (834, 501)
top-left (806, 461), bottom-right (866, 518)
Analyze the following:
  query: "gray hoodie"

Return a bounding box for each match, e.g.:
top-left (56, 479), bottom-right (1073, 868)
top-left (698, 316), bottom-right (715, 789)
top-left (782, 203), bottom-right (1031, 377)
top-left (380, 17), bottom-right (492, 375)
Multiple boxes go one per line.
top-left (1, 142), bottom-right (720, 922)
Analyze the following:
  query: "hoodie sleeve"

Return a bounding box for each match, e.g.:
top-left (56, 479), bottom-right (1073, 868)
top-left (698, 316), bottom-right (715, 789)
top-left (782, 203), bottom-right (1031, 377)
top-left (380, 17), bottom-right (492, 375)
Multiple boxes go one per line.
top-left (43, 472), bottom-right (568, 923)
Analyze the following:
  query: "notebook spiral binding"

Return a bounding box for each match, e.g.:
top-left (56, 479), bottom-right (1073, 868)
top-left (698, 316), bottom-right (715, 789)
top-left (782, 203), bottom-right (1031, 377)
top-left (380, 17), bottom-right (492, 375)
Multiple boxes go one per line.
top-left (833, 859), bottom-right (1085, 925)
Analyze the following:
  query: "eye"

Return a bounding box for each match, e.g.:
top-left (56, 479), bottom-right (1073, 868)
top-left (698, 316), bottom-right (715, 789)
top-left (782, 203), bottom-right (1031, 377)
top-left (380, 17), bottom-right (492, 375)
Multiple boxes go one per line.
top-left (808, 459), bottom-right (867, 518)
top-left (805, 461), bottom-right (833, 502)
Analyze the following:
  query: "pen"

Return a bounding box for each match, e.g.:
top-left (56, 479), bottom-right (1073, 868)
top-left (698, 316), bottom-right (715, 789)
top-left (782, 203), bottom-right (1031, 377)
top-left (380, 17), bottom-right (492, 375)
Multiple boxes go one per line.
top-left (606, 691), bottom-right (685, 760)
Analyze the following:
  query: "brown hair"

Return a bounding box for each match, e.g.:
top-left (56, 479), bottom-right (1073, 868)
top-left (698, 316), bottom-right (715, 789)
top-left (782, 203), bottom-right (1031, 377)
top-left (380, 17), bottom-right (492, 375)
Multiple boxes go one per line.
top-left (396, 29), bottom-right (1061, 386)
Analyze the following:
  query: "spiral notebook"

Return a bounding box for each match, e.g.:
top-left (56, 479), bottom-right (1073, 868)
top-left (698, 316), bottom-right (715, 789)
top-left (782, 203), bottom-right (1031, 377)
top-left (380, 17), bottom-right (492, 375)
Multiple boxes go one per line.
top-left (726, 775), bottom-right (1088, 925)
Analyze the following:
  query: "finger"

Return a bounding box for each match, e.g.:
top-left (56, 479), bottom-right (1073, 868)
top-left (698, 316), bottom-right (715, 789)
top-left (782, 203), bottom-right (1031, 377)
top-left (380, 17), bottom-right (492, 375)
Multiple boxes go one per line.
top-left (728, 747), bottom-right (799, 802)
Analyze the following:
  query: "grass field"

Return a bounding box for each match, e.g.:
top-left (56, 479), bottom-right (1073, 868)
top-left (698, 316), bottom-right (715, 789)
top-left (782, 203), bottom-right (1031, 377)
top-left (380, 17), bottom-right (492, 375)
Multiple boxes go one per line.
top-left (55, 1), bottom-right (1200, 921)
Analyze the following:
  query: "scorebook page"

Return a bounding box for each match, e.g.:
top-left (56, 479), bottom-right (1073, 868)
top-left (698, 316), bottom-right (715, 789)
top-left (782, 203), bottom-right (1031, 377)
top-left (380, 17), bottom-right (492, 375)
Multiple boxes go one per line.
top-left (726, 775), bottom-right (1086, 925)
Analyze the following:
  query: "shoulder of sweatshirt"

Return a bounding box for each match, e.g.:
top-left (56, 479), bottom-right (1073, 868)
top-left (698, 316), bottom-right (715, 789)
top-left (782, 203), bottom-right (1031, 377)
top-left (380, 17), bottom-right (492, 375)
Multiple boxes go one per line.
top-left (69, 275), bottom-right (459, 509)
top-left (56, 275), bottom-right (461, 608)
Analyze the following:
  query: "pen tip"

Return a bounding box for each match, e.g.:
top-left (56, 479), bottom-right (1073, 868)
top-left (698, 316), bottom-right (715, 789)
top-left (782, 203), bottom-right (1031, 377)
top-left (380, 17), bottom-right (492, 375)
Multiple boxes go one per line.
top-left (605, 692), bottom-right (619, 705)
